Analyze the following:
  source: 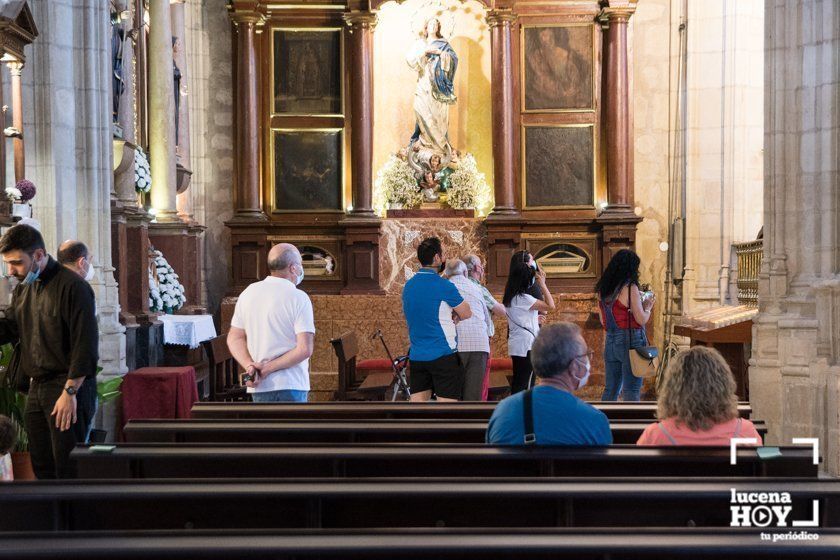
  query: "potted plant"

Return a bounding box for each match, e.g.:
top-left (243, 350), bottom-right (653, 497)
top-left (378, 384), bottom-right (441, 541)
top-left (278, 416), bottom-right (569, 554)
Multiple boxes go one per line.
top-left (0, 343), bottom-right (32, 479)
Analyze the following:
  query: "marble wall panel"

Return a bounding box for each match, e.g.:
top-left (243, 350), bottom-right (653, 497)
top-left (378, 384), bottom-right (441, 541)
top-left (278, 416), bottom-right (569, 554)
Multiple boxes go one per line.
top-left (379, 218), bottom-right (488, 294)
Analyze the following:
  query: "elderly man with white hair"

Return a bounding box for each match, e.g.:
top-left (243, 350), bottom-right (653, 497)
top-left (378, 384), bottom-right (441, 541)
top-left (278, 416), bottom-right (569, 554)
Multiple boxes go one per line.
top-left (227, 243), bottom-right (315, 402)
top-left (443, 259), bottom-right (492, 401)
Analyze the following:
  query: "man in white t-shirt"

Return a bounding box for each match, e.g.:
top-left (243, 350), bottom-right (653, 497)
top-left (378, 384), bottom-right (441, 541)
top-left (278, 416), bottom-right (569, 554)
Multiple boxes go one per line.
top-left (227, 243), bottom-right (315, 402)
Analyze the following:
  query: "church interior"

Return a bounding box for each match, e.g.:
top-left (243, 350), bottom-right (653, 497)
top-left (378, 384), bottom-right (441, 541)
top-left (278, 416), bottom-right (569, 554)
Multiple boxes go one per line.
top-left (0, 0), bottom-right (839, 556)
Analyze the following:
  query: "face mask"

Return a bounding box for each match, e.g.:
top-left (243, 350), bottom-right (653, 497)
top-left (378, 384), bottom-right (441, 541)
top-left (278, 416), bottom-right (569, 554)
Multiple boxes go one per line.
top-left (21, 255), bottom-right (42, 285)
top-left (575, 358), bottom-right (591, 390)
top-left (294, 264), bottom-right (304, 286)
top-left (529, 261), bottom-right (538, 271)
top-left (84, 260), bottom-right (96, 282)
top-left (438, 258), bottom-right (446, 273)
top-left (529, 271), bottom-right (536, 287)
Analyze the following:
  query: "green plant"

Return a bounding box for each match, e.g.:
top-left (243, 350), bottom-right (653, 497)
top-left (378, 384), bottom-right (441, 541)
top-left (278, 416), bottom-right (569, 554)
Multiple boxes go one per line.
top-left (0, 343), bottom-right (28, 452)
top-left (96, 375), bottom-right (122, 404)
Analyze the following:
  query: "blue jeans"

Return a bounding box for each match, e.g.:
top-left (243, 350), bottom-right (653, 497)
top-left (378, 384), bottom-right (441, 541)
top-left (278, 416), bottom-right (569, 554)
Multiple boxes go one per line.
top-left (251, 389), bottom-right (308, 403)
top-left (602, 329), bottom-right (646, 401)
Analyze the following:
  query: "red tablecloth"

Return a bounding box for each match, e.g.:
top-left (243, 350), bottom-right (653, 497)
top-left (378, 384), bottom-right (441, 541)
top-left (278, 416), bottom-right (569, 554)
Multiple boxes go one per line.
top-left (121, 367), bottom-right (199, 434)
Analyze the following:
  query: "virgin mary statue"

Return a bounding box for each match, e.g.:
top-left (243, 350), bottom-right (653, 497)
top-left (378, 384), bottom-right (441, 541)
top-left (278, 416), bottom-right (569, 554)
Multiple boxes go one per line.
top-left (406, 18), bottom-right (458, 153)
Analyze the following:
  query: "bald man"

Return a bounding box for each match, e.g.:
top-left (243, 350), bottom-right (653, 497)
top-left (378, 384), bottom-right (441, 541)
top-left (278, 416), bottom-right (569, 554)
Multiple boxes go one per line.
top-left (57, 240), bottom-right (95, 282)
top-left (227, 243), bottom-right (315, 402)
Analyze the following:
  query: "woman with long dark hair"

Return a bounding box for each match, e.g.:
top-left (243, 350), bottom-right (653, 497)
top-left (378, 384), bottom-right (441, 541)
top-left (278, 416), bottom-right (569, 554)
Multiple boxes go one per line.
top-left (595, 249), bottom-right (655, 401)
top-left (503, 259), bottom-right (555, 393)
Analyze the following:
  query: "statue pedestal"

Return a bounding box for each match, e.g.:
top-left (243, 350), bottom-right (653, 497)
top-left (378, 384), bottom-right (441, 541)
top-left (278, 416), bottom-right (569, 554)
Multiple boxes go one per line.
top-left (386, 208), bottom-right (474, 219)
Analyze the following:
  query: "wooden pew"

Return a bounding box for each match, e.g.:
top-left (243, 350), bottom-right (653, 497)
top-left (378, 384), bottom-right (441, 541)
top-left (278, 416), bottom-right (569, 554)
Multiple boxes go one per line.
top-left (122, 418), bottom-right (769, 445)
top-left (72, 444), bottom-right (816, 479)
top-left (1, 479), bottom-right (836, 532)
top-left (2, 528), bottom-right (838, 559)
top-left (191, 401), bottom-right (753, 421)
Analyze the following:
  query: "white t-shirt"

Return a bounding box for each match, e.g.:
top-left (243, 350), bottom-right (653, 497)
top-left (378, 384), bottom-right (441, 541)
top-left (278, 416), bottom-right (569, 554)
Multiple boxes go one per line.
top-left (230, 276), bottom-right (315, 392)
top-left (506, 293), bottom-right (539, 357)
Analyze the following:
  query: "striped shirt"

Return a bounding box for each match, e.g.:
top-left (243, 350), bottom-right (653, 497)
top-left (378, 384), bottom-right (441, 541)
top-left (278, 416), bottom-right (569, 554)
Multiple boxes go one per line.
top-left (469, 277), bottom-right (499, 337)
top-left (448, 274), bottom-right (491, 353)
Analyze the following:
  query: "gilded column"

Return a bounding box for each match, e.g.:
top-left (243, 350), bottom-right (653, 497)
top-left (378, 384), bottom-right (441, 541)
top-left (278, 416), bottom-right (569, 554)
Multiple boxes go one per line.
top-left (231, 13), bottom-right (266, 221)
top-left (147, 0), bottom-right (179, 221)
top-left (602, 5), bottom-right (636, 212)
top-left (487, 10), bottom-right (517, 215)
top-left (344, 11), bottom-right (377, 217)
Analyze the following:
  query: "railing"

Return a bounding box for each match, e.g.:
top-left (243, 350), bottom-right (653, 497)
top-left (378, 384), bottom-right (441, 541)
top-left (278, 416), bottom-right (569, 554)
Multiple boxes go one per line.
top-left (732, 240), bottom-right (762, 307)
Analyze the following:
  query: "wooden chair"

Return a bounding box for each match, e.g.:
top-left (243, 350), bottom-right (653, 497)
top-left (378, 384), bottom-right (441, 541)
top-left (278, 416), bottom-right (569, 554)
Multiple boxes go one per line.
top-left (200, 335), bottom-right (249, 402)
top-left (330, 331), bottom-right (393, 400)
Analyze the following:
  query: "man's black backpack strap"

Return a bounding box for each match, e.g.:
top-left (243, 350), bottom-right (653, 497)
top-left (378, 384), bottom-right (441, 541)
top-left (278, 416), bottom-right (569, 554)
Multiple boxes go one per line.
top-left (522, 388), bottom-right (536, 445)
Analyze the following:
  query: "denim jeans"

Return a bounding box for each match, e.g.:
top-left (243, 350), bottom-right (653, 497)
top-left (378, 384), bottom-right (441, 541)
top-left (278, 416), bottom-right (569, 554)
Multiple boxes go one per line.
top-left (602, 329), bottom-right (646, 401)
top-left (25, 375), bottom-right (97, 479)
top-left (251, 389), bottom-right (308, 403)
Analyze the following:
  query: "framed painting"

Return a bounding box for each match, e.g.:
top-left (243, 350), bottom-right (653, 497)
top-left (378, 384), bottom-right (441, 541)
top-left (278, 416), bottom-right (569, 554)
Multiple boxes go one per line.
top-left (522, 24), bottom-right (594, 111)
top-left (272, 130), bottom-right (343, 212)
top-left (273, 29), bottom-right (342, 115)
top-left (522, 124), bottom-right (594, 208)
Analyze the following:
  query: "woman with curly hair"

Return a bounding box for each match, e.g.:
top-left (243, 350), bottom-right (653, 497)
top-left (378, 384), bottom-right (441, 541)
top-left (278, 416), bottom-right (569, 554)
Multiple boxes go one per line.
top-left (636, 346), bottom-right (762, 445)
top-left (595, 249), bottom-right (654, 401)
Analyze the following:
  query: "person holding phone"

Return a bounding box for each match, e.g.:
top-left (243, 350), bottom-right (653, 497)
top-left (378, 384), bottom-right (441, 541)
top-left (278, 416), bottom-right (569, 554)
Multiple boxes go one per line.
top-left (503, 259), bottom-right (555, 394)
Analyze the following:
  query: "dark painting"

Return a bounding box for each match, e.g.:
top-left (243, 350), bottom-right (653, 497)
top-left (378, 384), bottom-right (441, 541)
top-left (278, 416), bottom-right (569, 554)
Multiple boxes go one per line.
top-left (524, 26), bottom-right (593, 110)
top-left (274, 131), bottom-right (342, 211)
top-left (274, 30), bottom-right (341, 115)
top-left (524, 126), bottom-right (593, 207)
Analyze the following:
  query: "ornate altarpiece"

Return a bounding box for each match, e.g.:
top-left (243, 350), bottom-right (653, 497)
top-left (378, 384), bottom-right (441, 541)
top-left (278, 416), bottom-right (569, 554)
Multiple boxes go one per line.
top-left (226, 0), bottom-right (640, 297)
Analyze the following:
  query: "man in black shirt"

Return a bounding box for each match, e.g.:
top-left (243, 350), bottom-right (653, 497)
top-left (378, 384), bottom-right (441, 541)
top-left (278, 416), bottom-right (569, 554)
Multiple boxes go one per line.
top-left (0, 225), bottom-right (98, 478)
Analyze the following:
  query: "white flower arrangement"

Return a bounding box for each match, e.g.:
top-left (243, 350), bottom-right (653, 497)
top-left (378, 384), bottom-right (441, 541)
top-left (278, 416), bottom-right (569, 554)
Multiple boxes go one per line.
top-left (373, 154), bottom-right (424, 215)
top-left (134, 147), bottom-right (152, 194)
top-left (445, 153), bottom-right (492, 215)
top-left (148, 249), bottom-right (187, 313)
top-left (5, 187), bottom-right (21, 201)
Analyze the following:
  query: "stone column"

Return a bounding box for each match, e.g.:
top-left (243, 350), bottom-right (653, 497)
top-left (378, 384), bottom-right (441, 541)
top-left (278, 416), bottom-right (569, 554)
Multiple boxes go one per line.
top-left (344, 11), bottom-right (376, 217)
top-left (231, 13), bottom-right (266, 221)
top-left (487, 9), bottom-right (517, 216)
top-left (601, 4), bottom-right (636, 213)
top-left (147, 0), bottom-right (179, 221)
top-left (7, 60), bottom-right (25, 182)
top-left (751, 0), bottom-right (840, 474)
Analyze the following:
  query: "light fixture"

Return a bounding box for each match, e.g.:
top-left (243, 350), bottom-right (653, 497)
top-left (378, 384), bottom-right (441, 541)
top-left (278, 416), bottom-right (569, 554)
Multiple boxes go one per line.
top-left (659, 241), bottom-right (669, 252)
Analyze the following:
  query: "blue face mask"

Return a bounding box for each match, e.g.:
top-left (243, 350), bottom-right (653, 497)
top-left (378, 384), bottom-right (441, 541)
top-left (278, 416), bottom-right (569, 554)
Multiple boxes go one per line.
top-left (21, 256), bottom-right (42, 285)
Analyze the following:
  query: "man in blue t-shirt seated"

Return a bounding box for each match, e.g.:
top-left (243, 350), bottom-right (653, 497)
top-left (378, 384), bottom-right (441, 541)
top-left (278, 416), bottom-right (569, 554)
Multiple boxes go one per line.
top-left (486, 322), bottom-right (612, 445)
top-left (402, 237), bottom-right (472, 401)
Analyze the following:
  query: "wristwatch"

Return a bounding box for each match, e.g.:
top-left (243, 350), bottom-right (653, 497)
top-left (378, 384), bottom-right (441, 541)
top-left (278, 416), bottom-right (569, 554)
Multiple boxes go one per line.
top-left (64, 385), bottom-right (77, 396)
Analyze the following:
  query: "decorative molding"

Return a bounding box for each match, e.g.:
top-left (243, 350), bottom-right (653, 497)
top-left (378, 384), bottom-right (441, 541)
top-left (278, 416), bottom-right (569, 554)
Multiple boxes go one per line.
top-left (486, 9), bottom-right (516, 28)
top-left (600, 7), bottom-right (636, 22)
top-left (343, 11), bottom-right (377, 32)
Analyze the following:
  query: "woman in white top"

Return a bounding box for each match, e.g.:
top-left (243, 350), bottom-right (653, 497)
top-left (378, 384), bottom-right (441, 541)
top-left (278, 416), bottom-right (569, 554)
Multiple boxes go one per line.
top-left (503, 260), bottom-right (555, 393)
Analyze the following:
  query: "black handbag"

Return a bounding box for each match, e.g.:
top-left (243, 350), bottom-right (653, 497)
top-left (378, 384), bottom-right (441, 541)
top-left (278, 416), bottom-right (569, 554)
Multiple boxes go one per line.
top-left (3, 342), bottom-right (28, 394)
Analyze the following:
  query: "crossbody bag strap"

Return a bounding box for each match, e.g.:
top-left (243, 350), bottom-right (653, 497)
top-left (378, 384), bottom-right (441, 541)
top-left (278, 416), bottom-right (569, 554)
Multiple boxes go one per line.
top-left (523, 389), bottom-right (536, 445)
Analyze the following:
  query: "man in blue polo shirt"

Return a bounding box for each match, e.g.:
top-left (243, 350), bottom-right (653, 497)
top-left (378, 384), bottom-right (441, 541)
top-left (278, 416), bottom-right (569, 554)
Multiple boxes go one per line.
top-left (402, 237), bottom-right (472, 401)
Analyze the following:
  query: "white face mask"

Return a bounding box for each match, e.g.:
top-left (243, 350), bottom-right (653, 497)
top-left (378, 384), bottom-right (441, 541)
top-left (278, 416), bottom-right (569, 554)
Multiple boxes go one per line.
top-left (84, 260), bottom-right (96, 282)
top-left (575, 358), bottom-right (591, 390)
top-left (294, 263), bottom-right (304, 286)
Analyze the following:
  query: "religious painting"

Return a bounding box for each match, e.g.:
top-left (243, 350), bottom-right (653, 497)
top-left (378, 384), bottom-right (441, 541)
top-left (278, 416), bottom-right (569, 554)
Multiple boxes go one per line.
top-left (273, 29), bottom-right (342, 115)
top-left (273, 130), bottom-right (342, 211)
top-left (523, 125), bottom-right (594, 208)
top-left (523, 25), bottom-right (593, 111)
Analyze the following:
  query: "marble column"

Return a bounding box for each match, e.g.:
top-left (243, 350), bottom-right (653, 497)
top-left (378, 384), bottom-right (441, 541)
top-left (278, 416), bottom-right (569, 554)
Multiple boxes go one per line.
top-left (750, 0), bottom-right (840, 474)
top-left (602, 4), bottom-right (636, 213)
top-left (487, 9), bottom-right (517, 216)
top-left (7, 60), bottom-right (25, 182)
top-left (344, 11), bottom-right (376, 218)
top-left (231, 13), bottom-right (266, 221)
top-left (147, 0), bottom-right (179, 222)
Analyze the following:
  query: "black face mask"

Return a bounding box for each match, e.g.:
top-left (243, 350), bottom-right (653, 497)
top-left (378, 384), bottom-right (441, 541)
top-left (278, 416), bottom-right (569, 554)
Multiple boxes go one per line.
top-left (438, 259), bottom-right (446, 273)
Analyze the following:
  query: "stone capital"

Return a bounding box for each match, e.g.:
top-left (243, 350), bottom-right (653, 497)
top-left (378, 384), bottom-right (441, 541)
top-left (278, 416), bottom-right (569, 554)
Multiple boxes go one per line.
top-left (343, 11), bottom-right (377, 33)
top-left (486, 9), bottom-right (516, 28)
top-left (600, 6), bottom-right (636, 23)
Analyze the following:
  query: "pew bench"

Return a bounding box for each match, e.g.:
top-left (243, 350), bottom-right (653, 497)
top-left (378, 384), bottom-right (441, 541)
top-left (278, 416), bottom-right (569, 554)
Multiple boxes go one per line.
top-left (122, 418), bottom-right (768, 445)
top-left (72, 444), bottom-right (817, 479)
top-left (1, 528), bottom-right (837, 559)
top-left (190, 401), bottom-right (753, 421)
top-left (1, 478), bottom-right (836, 532)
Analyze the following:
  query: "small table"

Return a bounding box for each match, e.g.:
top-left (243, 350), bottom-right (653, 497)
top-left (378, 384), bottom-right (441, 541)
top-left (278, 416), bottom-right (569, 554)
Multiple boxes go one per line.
top-left (159, 314), bottom-right (217, 349)
top-left (121, 366), bottom-right (199, 438)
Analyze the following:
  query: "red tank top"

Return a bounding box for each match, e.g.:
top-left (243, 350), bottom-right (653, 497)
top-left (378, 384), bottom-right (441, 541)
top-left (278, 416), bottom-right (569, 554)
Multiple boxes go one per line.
top-left (608, 299), bottom-right (642, 329)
